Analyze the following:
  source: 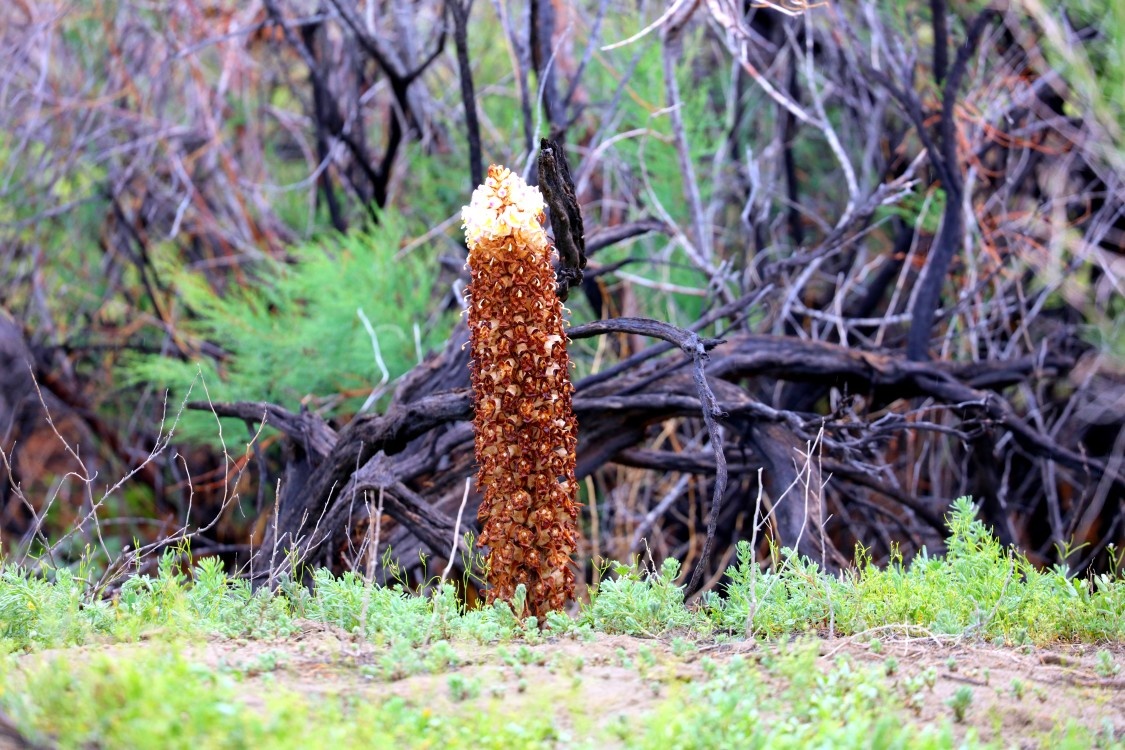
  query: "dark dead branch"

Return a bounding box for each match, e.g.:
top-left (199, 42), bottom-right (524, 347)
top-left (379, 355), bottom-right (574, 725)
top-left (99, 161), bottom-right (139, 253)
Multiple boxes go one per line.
top-left (188, 303), bottom-right (1108, 587)
top-left (906, 10), bottom-right (999, 361)
top-left (585, 219), bottom-right (671, 256)
top-left (448, 0), bottom-right (483, 187)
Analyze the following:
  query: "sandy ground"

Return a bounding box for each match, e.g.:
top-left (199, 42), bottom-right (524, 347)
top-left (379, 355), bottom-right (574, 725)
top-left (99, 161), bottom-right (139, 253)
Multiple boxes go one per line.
top-left (10, 625), bottom-right (1125, 748)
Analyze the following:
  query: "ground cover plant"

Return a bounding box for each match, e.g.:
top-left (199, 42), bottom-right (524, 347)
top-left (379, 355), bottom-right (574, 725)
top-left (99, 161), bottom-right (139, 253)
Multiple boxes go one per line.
top-left (1, 500), bottom-right (1123, 748)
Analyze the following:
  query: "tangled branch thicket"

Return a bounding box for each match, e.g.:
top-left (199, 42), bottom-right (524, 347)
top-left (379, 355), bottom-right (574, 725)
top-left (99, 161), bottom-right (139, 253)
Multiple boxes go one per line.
top-left (1, 0), bottom-right (1123, 599)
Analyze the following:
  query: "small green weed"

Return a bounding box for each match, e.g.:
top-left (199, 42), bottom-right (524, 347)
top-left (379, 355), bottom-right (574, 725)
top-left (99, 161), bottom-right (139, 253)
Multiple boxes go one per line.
top-left (1095, 649), bottom-right (1120, 678)
top-left (581, 557), bottom-right (696, 636)
top-left (447, 673), bottom-right (481, 702)
top-left (947, 686), bottom-right (973, 723)
top-left (1009, 679), bottom-right (1026, 700)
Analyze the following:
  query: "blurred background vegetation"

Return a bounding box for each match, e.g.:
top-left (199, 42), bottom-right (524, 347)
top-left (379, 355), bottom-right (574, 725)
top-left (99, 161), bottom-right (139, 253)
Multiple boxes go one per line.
top-left (1, 0), bottom-right (1122, 590)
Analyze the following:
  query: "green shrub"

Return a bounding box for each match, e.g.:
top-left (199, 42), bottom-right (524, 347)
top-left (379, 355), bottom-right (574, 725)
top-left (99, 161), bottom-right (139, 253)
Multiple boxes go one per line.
top-left (713, 497), bottom-right (1125, 643)
top-left (120, 214), bottom-right (452, 443)
top-left (581, 557), bottom-right (697, 636)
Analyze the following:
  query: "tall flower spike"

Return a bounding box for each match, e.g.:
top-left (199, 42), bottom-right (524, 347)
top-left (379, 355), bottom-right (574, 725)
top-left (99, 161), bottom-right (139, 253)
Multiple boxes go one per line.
top-left (462, 164), bottom-right (579, 618)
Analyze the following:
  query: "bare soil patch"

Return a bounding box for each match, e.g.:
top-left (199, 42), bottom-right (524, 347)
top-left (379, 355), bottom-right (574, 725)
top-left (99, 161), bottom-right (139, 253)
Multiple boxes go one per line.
top-left (27, 628), bottom-right (1118, 747)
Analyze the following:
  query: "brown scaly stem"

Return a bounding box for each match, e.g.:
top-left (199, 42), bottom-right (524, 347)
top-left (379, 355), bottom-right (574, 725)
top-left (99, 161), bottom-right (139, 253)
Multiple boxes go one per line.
top-left (461, 165), bottom-right (579, 618)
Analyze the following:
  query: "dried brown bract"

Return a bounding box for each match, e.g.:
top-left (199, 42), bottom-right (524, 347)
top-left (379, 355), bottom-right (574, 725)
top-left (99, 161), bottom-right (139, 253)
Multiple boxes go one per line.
top-left (461, 165), bottom-right (580, 618)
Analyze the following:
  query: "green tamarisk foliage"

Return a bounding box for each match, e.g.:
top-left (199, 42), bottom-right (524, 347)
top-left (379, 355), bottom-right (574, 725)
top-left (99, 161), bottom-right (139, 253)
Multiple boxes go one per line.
top-left (120, 213), bottom-right (452, 443)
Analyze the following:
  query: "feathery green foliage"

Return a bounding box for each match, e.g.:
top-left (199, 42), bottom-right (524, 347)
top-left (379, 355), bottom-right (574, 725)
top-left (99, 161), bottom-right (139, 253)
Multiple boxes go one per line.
top-left (118, 213), bottom-right (452, 442)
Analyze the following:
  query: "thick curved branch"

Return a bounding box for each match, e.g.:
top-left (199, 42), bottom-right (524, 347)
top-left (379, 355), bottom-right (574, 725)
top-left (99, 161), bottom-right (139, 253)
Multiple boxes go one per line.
top-left (906, 10), bottom-right (997, 360)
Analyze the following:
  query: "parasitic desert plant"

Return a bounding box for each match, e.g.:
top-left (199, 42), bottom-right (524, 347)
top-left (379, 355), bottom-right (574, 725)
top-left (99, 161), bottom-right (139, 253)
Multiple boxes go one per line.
top-left (461, 165), bottom-right (580, 618)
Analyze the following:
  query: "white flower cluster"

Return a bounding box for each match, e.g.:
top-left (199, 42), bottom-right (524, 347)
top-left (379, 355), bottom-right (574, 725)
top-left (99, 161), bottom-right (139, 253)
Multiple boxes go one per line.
top-left (461, 165), bottom-right (546, 250)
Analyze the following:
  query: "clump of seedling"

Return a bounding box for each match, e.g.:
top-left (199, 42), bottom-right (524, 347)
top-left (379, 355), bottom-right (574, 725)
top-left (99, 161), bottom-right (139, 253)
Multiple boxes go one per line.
top-left (447, 674), bottom-right (481, 702)
top-left (1095, 649), bottom-right (1120, 678)
top-left (947, 686), bottom-right (973, 722)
